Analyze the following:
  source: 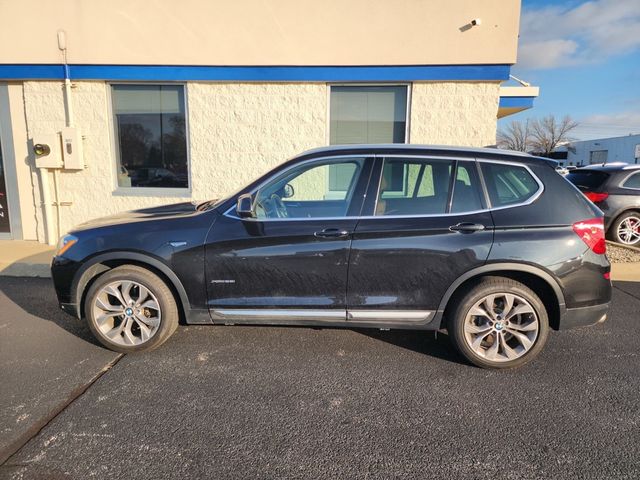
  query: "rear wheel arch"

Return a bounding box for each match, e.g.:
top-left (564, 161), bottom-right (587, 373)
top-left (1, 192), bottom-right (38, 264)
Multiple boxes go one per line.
top-left (438, 264), bottom-right (565, 330)
top-left (73, 252), bottom-right (190, 322)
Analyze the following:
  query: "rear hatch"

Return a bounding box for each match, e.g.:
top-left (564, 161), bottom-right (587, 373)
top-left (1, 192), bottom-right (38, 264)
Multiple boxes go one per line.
top-left (566, 170), bottom-right (609, 192)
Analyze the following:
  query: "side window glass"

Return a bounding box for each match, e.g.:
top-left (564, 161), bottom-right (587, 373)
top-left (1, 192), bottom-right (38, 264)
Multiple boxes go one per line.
top-left (451, 162), bottom-right (485, 213)
top-left (255, 158), bottom-right (364, 219)
top-left (375, 158), bottom-right (454, 216)
top-left (623, 172), bottom-right (640, 189)
top-left (481, 162), bottom-right (540, 207)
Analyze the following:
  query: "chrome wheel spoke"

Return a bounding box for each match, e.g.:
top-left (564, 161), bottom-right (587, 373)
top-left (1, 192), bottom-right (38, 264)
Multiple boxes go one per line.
top-left (507, 319), bottom-right (538, 332)
top-left (482, 295), bottom-right (498, 320)
top-left (135, 312), bottom-right (160, 328)
top-left (506, 303), bottom-right (535, 320)
top-left (499, 334), bottom-right (519, 360)
top-left (469, 305), bottom-right (492, 321)
top-left (93, 280), bottom-right (162, 347)
top-left (505, 328), bottom-right (534, 350)
top-left (466, 322), bottom-right (493, 334)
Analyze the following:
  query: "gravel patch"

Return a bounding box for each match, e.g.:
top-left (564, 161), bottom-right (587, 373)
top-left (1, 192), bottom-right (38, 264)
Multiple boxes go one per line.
top-left (607, 243), bottom-right (640, 263)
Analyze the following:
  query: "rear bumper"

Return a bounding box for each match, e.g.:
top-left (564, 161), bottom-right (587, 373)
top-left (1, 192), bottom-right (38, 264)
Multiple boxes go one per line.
top-left (558, 302), bottom-right (610, 330)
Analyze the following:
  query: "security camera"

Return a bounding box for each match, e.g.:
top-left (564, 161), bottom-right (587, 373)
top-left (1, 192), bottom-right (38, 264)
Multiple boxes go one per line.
top-left (33, 143), bottom-right (51, 156)
top-left (471, 18), bottom-right (482, 26)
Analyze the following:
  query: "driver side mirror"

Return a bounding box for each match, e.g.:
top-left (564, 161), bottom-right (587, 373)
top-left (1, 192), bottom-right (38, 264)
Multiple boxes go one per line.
top-left (236, 193), bottom-right (255, 218)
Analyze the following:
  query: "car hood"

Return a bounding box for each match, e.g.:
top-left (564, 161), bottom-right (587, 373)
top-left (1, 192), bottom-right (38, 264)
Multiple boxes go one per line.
top-left (71, 201), bottom-right (204, 232)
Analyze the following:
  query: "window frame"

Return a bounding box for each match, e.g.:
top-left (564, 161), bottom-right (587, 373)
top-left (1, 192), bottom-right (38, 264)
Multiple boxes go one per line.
top-left (327, 83), bottom-right (412, 146)
top-left (620, 170), bottom-right (640, 191)
top-left (107, 82), bottom-right (192, 197)
top-left (368, 155), bottom-right (544, 219)
top-left (224, 154), bottom-right (374, 221)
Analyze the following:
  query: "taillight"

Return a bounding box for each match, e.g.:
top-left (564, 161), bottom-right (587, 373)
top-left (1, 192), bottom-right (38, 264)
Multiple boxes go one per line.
top-left (572, 218), bottom-right (606, 254)
top-left (584, 191), bottom-right (609, 203)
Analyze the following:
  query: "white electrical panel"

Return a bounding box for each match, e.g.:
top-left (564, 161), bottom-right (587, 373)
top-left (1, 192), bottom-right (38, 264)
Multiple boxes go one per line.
top-left (61, 127), bottom-right (85, 170)
top-left (33, 133), bottom-right (63, 169)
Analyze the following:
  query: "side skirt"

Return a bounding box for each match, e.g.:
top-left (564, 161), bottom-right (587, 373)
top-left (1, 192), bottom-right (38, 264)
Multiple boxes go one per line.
top-left (206, 308), bottom-right (439, 330)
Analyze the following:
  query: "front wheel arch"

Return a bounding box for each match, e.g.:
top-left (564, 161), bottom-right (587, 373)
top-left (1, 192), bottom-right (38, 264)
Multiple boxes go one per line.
top-left (73, 252), bottom-right (190, 323)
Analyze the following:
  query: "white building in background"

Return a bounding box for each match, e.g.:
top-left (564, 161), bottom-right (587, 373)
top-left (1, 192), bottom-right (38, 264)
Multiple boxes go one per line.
top-left (563, 134), bottom-right (640, 166)
top-left (0, 0), bottom-right (538, 244)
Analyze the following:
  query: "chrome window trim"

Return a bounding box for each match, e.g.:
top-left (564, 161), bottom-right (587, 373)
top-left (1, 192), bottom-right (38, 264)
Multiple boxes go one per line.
top-left (224, 155), bottom-right (545, 222)
top-left (620, 170), bottom-right (640, 191)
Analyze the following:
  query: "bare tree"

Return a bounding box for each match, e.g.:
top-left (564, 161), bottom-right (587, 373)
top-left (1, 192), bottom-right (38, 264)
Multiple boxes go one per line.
top-left (529, 115), bottom-right (578, 155)
top-left (497, 120), bottom-right (531, 152)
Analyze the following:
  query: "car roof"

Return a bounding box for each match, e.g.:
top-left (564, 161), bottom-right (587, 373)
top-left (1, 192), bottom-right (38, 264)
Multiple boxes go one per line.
top-left (573, 163), bottom-right (640, 173)
top-left (298, 144), bottom-right (558, 166)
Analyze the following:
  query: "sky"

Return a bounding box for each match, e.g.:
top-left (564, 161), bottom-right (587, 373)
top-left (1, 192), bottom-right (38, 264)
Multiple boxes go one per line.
top-left (498, 0), bottom-right (640, 140)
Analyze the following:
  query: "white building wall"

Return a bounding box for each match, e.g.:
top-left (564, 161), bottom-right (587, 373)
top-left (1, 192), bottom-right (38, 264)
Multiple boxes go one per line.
top-left (567, 134), bottom-right (640, 166)
top-left (15, 80), bottom-right (500, 242)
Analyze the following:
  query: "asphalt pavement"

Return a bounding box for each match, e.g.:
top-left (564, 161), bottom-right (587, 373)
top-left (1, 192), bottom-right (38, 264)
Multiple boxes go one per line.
top-left (0, 277), bottom-right (639, 480)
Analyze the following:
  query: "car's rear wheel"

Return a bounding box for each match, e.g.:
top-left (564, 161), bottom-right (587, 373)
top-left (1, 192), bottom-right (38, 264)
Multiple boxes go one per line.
top-left (611, 212), bottom-right (640, 246)
top-left (84, 265), bottom-right (179, 353)
top-left (448, 277), bottom-right (549, 369)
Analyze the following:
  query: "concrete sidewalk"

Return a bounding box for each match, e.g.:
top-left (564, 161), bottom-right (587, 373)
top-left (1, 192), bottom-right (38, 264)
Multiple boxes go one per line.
top-left (0, 240), bottom-right (54, 278)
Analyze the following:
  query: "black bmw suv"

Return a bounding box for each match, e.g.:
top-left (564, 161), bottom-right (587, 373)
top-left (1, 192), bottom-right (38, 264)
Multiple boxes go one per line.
top-left (51, 145), bottom-right (611, 369)
top-left (566, 164), bottom-right (640, 246)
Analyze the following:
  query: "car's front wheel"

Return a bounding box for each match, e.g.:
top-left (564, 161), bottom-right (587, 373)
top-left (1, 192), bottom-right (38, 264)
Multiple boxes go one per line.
top-left (448, 277), bottom-right (549, 369)
top-left (84, 265), bottom-right (179, 353)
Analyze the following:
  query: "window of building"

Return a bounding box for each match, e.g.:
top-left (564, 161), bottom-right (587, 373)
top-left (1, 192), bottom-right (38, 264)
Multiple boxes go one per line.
top-left (330, 86), bottom-right (408, 145)
top-left (255, 158), bottom-right (365, 219)
top-left (375, 158), bottom-right (454, 216)
top-left (481, 163), bottom-right (539, 208)
top-left (111, 84), bottom-right (188, 189)
top-left (589, 150), bottom-right (608, 165)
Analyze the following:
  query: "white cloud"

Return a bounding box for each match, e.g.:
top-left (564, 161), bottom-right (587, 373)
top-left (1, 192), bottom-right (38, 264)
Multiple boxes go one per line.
top-left (517, 0), bottom-right (640, 70)
top-left (573, 111), bottom-right (640, 140)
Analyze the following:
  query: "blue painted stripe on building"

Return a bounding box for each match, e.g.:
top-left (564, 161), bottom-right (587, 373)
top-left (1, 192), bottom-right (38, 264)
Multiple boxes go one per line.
top-left (499, 96), bottom-right (535, 109)
top-left (0, 64), bottom-right (511, 82)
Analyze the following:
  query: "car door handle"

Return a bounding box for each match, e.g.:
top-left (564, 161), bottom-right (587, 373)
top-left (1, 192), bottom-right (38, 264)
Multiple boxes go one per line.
top-left (314, 228), bottom-right (350, 239)
top-left (449, 222), bottom-right (486, 233)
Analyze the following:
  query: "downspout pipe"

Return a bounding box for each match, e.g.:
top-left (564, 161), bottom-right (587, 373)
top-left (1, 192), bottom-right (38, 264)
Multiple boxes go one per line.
top-left (39, 168), bottom-right (56, 245)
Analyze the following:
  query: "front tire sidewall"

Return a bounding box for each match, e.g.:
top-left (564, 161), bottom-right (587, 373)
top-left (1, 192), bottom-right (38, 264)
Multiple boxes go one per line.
top-left (449, 279), bottom-right (549, 369)
top-left (84, 267), bottom-right (178, 353)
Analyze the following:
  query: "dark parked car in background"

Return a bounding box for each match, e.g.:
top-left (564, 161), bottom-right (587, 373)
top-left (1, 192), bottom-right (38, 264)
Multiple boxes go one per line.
top-left (51, 145), bottom-right (611, 369)
top-left (566, 164), bottom-right (640, 246)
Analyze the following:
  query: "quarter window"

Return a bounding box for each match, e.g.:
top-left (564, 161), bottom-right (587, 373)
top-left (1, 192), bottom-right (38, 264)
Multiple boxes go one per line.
top-left (254, 158), bottom-right (365, 219)
top-left (375, 158), bottom-right (454, 216)
top-left (112, 84), bottom-right (188, 189)
top-left (622, 172), bottom-right (640, 189)
top-left (481, 163), bottom-right (539, 207)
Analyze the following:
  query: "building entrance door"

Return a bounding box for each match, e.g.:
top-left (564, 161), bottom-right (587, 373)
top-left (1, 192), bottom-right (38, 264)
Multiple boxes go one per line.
top-left (0, 138), bottom-right (11, 235)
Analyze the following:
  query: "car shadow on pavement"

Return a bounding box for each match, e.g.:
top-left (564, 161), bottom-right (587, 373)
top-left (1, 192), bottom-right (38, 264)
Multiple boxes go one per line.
top-left (354, 328), bottom-right (466, 365)
top-left (0, 276), bottom-right (102, 348)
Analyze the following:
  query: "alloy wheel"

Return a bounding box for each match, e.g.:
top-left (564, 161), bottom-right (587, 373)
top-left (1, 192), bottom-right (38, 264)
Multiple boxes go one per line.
top-left (92, 280), bottom-right (162, 346)
top-left (463, 293), bottom-right (539, 362)
top-left (617, 215), bottom-right (640, 245)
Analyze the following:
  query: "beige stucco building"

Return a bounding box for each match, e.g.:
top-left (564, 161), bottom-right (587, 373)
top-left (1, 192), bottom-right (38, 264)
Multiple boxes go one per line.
top-left (0, 0), bottom-right (538, 244)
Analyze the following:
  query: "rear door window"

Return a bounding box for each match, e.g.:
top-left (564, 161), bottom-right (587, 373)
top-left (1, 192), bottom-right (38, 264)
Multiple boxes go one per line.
top-left (481, 163), bottom-right (540, 207)
top-left (375, 158), bottom-right (454, 216)
top-left (451, 162), bottom-right (485, 213)
top-left (566, 170), bottom-right (610, 191)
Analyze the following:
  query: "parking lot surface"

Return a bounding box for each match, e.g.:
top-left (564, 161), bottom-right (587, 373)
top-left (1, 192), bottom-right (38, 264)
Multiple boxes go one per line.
top-left (1, 277), bottom-right (639, 479)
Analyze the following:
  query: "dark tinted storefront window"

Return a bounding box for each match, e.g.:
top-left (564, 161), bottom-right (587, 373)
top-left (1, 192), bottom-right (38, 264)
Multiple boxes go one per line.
top-left (0, 138), bottom-right (10, 233)
top-left (112, 85), bottom-right (188, 189)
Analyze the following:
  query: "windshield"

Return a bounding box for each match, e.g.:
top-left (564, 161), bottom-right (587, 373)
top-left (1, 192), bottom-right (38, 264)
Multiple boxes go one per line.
top-left (566, 170), bottom-right (610, 191)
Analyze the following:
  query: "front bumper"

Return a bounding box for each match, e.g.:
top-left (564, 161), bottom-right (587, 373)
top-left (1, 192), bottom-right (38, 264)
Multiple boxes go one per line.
top-left (558, 302), bottom-right (610, 330)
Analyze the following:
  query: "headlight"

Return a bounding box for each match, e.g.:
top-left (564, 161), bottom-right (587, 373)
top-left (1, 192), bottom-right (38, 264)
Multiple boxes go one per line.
top-left (56, 234), bottom-right (78, 257)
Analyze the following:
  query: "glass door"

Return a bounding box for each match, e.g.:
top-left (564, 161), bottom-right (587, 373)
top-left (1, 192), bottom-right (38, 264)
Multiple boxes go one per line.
top-left (0, 138), bottom-right (10, 234)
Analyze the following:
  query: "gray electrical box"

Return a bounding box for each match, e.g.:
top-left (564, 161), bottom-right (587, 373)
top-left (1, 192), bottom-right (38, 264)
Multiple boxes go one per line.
top-left (61, 127), bottom-right (85, 170)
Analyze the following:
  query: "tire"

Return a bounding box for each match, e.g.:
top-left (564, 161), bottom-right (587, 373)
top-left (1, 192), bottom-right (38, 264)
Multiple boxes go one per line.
top-left (447, 277), bottom-right (549, 369)
top-left (609, 211), bottom-right (640, 246)
top-left (84, 265), bottom-right (179, 353)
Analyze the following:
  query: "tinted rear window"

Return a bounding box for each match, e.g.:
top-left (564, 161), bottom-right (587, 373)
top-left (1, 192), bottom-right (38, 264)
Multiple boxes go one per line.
top-left (566, 171), bottom-right (609, 191)
top-left (481, 163), bottom-right (540, 207)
